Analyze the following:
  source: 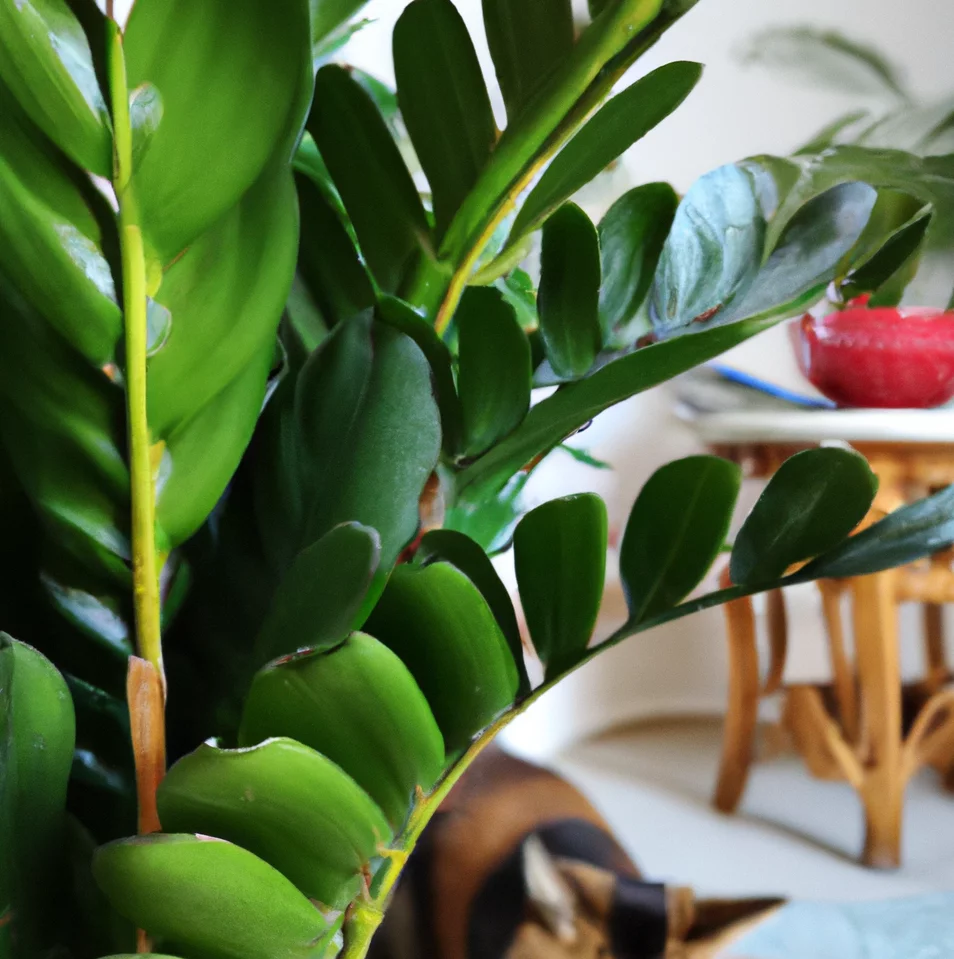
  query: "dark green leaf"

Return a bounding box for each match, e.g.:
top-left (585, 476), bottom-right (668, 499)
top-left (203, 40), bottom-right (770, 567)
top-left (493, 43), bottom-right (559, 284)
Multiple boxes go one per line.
top-left (456, 315), bottom-right (776, 498)
top-left (0, 0), bottom-right (111, 174)
top-left (796, 485), bottom-right (954, 582)
top-left (620, 456), bottom-right (741, 622)
top-left (375, 296), bottom-right (462, 456)
top-left (309, 65), bottom-right (429, 292)
top-left (731, 449), bottom-right (878, 587)
top-left (125, 0), bottom-right (312, 262)
top-left (649, 163), bottom-right (765, 334)
top-left (255, 523), bottom-right (381, 665)
top-left (92, 835), bottom-right (329, 959)
top-left (457, 287), bottom-right (531, 458)
top-left (157, 738), bottom-right (392, 908)
top-left (537, 203), bottom-right (602, 380)
top-left (295, 170), bottom-right (376, 328)
top-left (482, 0), bottom-right (574, 121)
top-left (514, 494), bottom-right (607, 679)
top-left (416, 528), bottom-right (528, 694)
top-left (239, 633), bottom-right (445, 828)
top-left (509, 61), bottom-right (702, 244)
top-left (364, 563), bottom-right (520, 754)
top-left (257, 314), bottom-right (441, 576)
top-left (394, 0), bottom-right (496, 239)
top-left (598, 182), bottom-right (678, 344)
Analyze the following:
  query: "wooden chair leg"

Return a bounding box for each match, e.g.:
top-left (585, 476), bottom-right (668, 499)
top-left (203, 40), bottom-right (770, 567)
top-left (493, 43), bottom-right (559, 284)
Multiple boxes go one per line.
top-left (713, 571), bottom-right (760, 814)
top-left (818, 579), bottom-right (859, 743)
top-left (923, 602), bottom-right (948, 695)
top-left (852, 570), bottom-right (904, 869)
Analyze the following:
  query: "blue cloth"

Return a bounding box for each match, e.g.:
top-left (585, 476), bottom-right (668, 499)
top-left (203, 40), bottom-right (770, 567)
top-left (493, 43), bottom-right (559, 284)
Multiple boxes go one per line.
top-left (729, 894), bottom-right (954, 958)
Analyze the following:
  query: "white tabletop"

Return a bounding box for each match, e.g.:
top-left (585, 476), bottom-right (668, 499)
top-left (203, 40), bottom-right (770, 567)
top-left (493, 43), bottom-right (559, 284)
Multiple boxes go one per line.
top-left (680, 407), bottom-right (954, 445)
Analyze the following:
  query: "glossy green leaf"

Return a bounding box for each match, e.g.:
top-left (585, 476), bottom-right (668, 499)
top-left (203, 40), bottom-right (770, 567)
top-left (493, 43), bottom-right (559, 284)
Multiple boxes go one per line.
top-left (444, 472), bottom-right (529, 556)
top-left (157, 738), bottom-right (392, 908)
top-left (598, 182), bottom-right (678, 344)
top-left (509, 61), bottom-right (702, 244)
top-left (1, 636), bottom-right (75, 955)
top-left (649, 164), bottom-right (765, 334)
top-left (0, 0), bottom-right (111, 175)
top-left (620, 456), bottom-right (741, 622)
top-left (375, 296), bottom-right (462, 456)
top-left (256, 314), bottom-right (441, 575)
top-left (308, 65), bottom-right (429, 293)
top-left (364, 563), bottom-right (520, 754)
top-left (240, 633), bottom-right (444, 828)
top-left (441, 0), bottom-right (683, 265)
top-left (730, 449), bottom-right (878, 587)
top-left (482, 0), bottom-right (573, 121)
top-left (416, 528), bottom-right (528, 693)
top-left (255, 523), bottom-right (381, 664)
top-left (310, 0), bottom-right (372, 55)
top-left (456, 314), bottom-right (776, 498)
top-left (125, 0), bottom-right (312, 261)
top-left (495, 268), bottom-right (538, 331)
top-left (514, 495), bottom-right (608, 679)
top-left (394, 0), bottom-right (496, 239)
top-left (457, 287), bottom-right (532, 458)
top-left (296, 170), bottom-right (376, 328)
top-left (0, 86), bottom-right (120, 366)
top-left (537, 203), bottom-right (602, 380)
top-left (796, 485), bottom-right (954, 582)
top-left (93, 835), bottom-right (328, 959)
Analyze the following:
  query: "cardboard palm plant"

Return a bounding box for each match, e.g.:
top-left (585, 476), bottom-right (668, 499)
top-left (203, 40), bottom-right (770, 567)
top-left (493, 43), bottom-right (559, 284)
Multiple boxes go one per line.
top-left (2, 1), bottom-right (954, 958)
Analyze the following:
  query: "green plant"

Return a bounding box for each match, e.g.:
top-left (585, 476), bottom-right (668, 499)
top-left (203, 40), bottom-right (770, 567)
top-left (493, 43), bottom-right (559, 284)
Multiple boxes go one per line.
top-left (2, 2), bottom-right (953, 958)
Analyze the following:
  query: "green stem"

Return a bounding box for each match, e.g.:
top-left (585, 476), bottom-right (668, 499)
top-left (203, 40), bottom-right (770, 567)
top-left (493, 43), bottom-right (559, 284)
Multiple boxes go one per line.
top-left (108, 22), bottom-right (163, 676)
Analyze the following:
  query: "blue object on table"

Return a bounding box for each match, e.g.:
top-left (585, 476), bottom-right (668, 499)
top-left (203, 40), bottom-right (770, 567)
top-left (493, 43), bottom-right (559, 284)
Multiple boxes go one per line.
top-left (709, 364), bottom-right (837, 410)
top-left (728, 893), bottom-right (954, 958)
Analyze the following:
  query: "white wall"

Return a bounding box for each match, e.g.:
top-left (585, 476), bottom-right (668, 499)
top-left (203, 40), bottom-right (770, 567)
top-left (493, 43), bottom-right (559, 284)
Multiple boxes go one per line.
top-left (344, 0), bottom-right (954, 758)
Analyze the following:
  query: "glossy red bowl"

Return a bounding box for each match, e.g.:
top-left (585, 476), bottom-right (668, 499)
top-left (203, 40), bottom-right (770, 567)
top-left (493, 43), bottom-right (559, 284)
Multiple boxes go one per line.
top-left (796, 303), bottom-right (954, 409)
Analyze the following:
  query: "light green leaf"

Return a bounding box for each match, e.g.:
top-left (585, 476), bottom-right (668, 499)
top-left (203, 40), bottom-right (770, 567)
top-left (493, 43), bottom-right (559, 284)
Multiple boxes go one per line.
top-left (482, 0), bottom-right (574, 121)
top-left (93, 835), bottom-right (329, 959)
top-left (537, 203), bottom-right (602, 380)
top-left (310, 0), bottom-right (372, 55)
top-left (157, 738), bottom-right (392, 908)
top-left (731, 448), bottom-right (878, 587)
top-left (0, 0), bottom-right (111, 174)
top-left (457, 287), bottom-right (531, 458)
top-left (509, 61), bottom-right (702, 244)
top-left (240, 633), bottom-right (445, 829)
top-left (620, 456), bottom-right (741, 622)
top-left (514, 495), bottom-right (608, 679)
top-left (394, 0), bottom-right (496, 239)
top-left (364, 563), bottom-right (520, 754)
top-left (125, 0), bottom-right (312, 261)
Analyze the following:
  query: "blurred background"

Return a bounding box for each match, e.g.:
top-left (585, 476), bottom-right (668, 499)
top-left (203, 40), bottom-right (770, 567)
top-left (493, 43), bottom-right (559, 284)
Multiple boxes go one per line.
top-left (340, 0), bottom-right (954, 900)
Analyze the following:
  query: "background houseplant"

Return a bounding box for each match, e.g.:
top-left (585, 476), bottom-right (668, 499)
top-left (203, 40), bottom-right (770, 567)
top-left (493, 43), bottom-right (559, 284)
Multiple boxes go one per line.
top-left (3, 1), bottom-right (954, 958)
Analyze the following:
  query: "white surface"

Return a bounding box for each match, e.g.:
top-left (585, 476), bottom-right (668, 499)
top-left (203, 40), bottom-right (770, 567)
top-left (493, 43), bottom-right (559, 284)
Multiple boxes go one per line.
top-left (552, 719), bottom-right (954, 899)
top-left (682, 408), bottom-right (954, 445)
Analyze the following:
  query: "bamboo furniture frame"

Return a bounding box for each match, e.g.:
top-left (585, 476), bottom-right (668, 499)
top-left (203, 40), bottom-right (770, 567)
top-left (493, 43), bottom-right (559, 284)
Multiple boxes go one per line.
top-left (710, 440), bottom-right (954, 868)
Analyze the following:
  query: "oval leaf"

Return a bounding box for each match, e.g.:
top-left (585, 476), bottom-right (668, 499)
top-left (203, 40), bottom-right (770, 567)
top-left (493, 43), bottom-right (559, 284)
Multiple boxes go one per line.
top-left (509, 61), bottom-right (702, 244)
top-left (255, 523), bottom-right (382, 664)
top-left (537, 203), bottom-right (602, 380)
top-left (457, 287), bottom-right (531, 458)
top-left (513, 494), bottom-right (608, 680)
top-left (92, 834), bottom-right (328, 959)
top-left (621, 456), bottom-right (741, 623)
top-left (598, 182), bottom-right (678, 344)
top-left (731, 448), bottom-right (878, 587)
top-left (157, 738), bottom-right (392, 908)
top-left (364, 563), bottom-right (520, 754)
top-left (239, 632), bottom-right (444, 829)
top-left (416, 528), bottom-right (528, 693)
top-left (394, 0), bottom-right (496, 239)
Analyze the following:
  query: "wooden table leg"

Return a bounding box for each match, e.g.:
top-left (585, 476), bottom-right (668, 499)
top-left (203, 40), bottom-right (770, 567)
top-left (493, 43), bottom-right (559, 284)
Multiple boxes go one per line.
top-left (852, 570), bottom-right (904, 869)
top-left (818, 580), bottom-right (859, 743)
top-left (713, 573), bottom-right (760, 814)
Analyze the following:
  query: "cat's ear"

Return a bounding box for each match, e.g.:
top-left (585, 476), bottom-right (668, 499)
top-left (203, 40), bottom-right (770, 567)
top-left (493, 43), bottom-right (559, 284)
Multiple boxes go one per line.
top-left (522, 834), bottom-right (579, 943)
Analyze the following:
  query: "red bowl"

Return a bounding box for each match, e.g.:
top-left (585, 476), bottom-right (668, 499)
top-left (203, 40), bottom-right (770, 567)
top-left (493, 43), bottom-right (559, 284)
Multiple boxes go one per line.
top-left (796, 303), bottom-right (954, 409)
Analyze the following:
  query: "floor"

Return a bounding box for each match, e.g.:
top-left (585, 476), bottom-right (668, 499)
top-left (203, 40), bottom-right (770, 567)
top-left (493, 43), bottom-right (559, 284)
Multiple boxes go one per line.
top-left (552, 717), bottom-right (954, 902)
